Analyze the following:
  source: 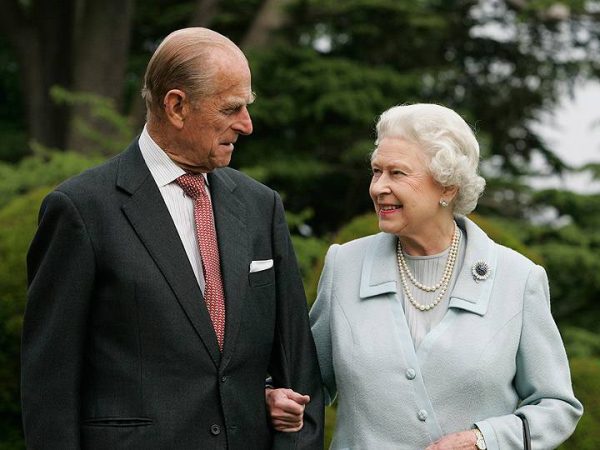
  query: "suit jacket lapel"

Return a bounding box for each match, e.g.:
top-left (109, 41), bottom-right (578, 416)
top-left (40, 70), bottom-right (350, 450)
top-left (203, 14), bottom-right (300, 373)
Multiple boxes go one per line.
top-left (117, 142), bottom-right (222, 366)
top-left (208, 169), bottom-right (249, 367)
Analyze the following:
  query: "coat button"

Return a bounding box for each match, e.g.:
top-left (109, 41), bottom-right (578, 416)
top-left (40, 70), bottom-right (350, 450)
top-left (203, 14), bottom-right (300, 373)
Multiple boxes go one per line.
top-left (221, 376), bottom-right (227, 383)
top-left (417, 409), bottom-right (428, 421)
top-left (210, 424), bottom-right (221, 435)
top-left (405, 368), bottom-right (416, 380)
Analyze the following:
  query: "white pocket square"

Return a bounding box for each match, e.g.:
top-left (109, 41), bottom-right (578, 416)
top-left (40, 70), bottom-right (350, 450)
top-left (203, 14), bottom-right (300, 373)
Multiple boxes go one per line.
top-left (249, 259), bottom-right (273, 273)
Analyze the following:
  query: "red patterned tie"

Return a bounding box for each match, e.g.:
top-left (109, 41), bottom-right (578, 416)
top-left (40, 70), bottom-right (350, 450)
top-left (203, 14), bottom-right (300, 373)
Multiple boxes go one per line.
top-left (176, 174), bottom-right (226, 351)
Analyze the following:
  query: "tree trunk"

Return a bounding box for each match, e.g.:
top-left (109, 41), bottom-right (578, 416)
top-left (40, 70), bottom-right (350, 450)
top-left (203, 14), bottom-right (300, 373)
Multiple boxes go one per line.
top-left (0, 0), bottom-right (75, 150)
top-left (66, 0), bottom-right (135, 153)
top-left (239, 0), bottom-right (291, 51)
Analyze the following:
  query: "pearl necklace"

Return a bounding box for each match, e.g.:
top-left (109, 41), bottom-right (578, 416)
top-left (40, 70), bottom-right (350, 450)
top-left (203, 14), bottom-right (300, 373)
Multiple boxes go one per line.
top-left (396, 223), bottom-right (460, 311)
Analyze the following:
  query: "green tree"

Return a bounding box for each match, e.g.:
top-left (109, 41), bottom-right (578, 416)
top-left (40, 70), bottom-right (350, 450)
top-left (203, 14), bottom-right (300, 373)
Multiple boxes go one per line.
top-left (236, 0), bottom-right (600, 233)
top-left (0, 0), bottom-right (133, 151)
top-left (0, 0), bottom-right (272, 156)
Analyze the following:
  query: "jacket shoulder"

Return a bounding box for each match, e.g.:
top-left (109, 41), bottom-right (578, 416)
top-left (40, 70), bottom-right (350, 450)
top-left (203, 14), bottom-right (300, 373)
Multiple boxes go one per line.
top-left (338, 233), bottom-right (383, 249)
top-left (462, 216), bottom-right (538, 274)
top-left (332, 233), bottom-right (385, 260)
top-left (55, 153), bottom-right (122, 197)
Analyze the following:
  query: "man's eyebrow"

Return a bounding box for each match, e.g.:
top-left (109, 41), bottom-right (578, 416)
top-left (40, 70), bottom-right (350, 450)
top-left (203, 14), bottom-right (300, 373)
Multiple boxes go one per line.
top-left (225, 91), bottom-right (255, 108)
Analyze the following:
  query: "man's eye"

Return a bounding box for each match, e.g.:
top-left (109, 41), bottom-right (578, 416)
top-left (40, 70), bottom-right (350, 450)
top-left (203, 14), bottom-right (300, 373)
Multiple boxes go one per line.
top-left (223, 106), bottom-right (243, 115)
top-left (371, 168), bottom-right (381, 175)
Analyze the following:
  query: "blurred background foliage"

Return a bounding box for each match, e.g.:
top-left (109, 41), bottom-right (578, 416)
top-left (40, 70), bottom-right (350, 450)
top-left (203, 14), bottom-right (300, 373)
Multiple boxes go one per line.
top-left (0, 0), bottom-right (599, 448)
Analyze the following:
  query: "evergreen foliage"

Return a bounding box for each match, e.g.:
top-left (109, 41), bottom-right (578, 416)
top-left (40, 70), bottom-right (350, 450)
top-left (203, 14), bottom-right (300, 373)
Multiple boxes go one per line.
top-left (0, 189), bottom-right (50, 449)
top-left (0, 152), bottom-right (103, 209)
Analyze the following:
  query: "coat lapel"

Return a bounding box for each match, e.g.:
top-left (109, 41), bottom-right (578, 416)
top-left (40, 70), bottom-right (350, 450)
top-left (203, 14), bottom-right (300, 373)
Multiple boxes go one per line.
top-left (448, 216), bottom-right (498, 316)
top-left (208, 169), bottom-right (249, 367)
top-left (359, 218), bottom-right (498, 316)
top-left (359, 232), bottom-right (398, 299)
top-left (117, 142), bottom-right (221, 366)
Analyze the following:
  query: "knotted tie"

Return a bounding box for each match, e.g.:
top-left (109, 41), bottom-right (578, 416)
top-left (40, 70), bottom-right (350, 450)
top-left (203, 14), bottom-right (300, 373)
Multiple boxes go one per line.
top-left (176, 173), bottom-right (226, 351)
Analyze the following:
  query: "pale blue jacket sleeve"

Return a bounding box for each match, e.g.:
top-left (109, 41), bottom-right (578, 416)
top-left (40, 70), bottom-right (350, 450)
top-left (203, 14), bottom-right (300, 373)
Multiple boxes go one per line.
top-left (475, 264), bottom-right (583, 449)
top-left (309, 244), bottom-right (339, 406)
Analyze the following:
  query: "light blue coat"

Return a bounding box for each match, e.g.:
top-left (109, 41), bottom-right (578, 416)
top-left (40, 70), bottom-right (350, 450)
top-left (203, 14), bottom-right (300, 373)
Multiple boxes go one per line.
top-left (311, 216), bottom-right (582, 449)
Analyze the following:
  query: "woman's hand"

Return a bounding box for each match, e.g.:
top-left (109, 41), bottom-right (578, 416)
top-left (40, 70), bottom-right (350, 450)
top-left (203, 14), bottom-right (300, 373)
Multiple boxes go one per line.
top-left (425, 430), bottom-right (478, 449)
top-left (265, 388), bottom-right (310, 432)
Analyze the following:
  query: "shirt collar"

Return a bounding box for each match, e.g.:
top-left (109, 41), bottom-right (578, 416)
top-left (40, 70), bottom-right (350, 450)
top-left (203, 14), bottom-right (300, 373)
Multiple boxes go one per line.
top-left (138, 125), bottom-right (208, 187)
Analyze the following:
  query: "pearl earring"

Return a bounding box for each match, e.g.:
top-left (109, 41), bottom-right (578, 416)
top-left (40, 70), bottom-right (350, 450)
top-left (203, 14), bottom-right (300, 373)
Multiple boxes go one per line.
top-left (439, 199), bottom-right (449, 207)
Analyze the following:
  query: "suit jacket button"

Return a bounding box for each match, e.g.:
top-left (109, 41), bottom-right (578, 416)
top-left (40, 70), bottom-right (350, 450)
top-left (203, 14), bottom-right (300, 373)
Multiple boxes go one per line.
top-left (405, 368), bottom-right (416, 380)
top-left (210, 424), bottom-right (221, 435)
top-left (417, 409), bottom-right (428, 421)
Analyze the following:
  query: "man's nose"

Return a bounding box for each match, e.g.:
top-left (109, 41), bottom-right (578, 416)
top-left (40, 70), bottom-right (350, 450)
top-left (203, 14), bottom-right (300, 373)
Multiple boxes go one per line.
top-left (233, 107), bottom-right (253, 135)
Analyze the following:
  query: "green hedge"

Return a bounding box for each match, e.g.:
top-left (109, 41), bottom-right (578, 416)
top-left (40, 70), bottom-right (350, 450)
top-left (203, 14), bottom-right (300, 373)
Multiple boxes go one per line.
top-left (0, 188), bottom-right (52, 449)
top-left (560, 358), bottom-right (600, 449)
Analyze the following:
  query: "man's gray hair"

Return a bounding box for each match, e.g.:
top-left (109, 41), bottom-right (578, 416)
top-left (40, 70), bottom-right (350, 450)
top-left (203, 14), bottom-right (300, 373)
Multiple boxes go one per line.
top-left (142, 27), bottom-right (246, 119)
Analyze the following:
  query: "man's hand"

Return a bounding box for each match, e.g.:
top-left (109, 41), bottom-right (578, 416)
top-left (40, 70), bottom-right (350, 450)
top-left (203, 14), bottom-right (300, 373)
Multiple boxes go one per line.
top-left (265, 388), bottom-right (310, 432)
top-left (425, 430), bottom-right (478, 450)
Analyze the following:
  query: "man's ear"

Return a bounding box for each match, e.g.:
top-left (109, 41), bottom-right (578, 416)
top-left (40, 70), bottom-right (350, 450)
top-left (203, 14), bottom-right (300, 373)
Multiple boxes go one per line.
top-left (163, 89), bottom-right (188, 129)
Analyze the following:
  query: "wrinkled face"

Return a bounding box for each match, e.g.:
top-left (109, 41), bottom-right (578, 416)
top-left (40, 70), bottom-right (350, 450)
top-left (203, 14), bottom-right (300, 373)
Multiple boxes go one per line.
top-left (177, 55), bottom-right (254, 172)
top-left (369, 137), bottom-right (445, 238)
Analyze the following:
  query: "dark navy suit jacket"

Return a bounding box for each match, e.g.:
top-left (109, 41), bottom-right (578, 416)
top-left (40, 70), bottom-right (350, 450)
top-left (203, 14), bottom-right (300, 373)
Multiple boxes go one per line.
top-left (22, 141), bottom-right (324, 449)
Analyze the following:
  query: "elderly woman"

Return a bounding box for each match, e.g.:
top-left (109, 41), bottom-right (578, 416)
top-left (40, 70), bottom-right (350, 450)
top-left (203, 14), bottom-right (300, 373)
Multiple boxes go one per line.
top-left (266, 103), bottom-right (582, 449)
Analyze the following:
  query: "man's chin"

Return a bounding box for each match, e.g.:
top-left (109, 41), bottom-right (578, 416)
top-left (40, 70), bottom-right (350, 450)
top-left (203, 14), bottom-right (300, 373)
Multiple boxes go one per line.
top-left (174, 156), bottom-right (232, 174)
top-left (211, 156), bottom-right (233, 170)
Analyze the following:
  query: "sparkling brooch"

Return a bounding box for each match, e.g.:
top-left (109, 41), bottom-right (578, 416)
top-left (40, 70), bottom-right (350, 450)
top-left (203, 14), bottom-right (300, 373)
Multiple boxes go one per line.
top-left (471, 260), bottom-right (491, 282)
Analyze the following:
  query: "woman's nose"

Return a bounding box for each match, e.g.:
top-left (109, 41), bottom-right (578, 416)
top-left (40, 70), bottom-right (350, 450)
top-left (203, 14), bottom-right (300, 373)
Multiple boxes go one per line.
top-left (371, 175), bottom-right (391, 195)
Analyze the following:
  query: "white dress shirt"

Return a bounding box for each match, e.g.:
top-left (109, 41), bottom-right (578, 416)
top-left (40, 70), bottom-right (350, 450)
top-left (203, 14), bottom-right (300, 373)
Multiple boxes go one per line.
top-left (138, 126), bottom-right (208, 293)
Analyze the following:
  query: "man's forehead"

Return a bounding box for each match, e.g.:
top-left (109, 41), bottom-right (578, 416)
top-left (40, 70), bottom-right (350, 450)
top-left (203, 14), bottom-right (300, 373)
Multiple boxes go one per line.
top-left (209, 65), bottom-right (253, 103)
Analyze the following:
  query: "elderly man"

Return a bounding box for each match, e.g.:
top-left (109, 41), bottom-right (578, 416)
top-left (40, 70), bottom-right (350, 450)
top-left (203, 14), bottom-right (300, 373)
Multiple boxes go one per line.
top-left (21, 28), bottom-right (323, 449)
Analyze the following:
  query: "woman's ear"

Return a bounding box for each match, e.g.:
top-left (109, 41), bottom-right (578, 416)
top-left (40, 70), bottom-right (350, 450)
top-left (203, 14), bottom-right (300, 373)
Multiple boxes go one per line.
top-left (441, 185), bottom-right (459, 204)
top-left (163, 89), bottom-right (188, 129)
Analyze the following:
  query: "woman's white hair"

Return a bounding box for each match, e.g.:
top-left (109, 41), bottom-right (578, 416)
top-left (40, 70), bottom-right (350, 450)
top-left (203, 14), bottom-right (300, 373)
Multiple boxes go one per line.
top-left (374, 103), bottom-right (485, 215)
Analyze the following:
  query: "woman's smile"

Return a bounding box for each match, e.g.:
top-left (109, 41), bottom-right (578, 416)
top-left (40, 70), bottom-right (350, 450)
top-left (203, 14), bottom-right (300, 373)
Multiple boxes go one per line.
top-left (378, 203), bottom-right (403, 216)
